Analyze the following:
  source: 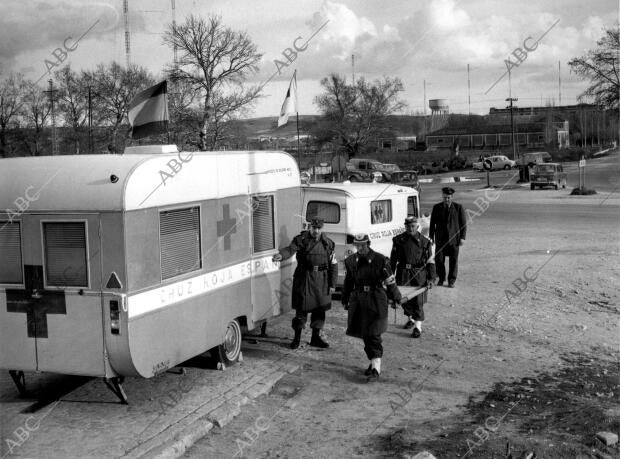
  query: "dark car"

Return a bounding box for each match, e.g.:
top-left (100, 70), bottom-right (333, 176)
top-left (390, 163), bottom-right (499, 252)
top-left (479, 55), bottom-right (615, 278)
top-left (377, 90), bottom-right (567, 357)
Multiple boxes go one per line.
top-left (530, 163), bottom-right (567, 190)
top-left (390, 170), bottom-right (421, 192)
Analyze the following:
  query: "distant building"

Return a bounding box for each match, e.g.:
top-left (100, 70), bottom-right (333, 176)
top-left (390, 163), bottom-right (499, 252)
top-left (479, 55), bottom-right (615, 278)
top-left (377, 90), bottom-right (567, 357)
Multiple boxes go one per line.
top-left (426, 107), bottom-right (571, 150)
top-left (377, 135), bottom-right (417, 151)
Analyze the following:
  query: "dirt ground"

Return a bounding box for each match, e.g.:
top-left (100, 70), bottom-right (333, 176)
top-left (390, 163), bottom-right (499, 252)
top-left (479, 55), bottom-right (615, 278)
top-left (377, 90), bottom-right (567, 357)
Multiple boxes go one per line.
top-left (186, 159), bottom-right (620, 459)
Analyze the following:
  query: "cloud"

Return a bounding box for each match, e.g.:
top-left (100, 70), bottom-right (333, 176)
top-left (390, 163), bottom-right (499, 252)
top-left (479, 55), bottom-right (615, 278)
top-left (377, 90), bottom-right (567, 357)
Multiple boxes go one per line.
top-left (0, 1), bottom-right (121, 64)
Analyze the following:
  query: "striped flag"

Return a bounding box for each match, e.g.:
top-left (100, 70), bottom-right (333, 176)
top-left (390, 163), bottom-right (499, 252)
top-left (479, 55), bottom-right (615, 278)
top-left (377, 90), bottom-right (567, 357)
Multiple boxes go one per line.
top-left (128, 81), bottom-right (169, 139)
top-left (277, 71), bottom-right (297, 127)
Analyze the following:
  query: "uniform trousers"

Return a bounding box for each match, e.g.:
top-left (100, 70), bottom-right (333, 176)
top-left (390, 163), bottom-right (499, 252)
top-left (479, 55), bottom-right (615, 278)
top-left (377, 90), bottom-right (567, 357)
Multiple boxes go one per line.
top-left (292, 308), bottom-right (326, 330)
top-left (363, 335), bottom-right (383, 359)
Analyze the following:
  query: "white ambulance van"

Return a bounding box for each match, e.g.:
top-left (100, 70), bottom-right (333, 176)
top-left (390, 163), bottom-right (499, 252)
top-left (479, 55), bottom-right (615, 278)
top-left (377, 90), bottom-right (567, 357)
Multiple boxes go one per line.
top-left (301, 182), bottom-right (428, 286)
top-left (0, 146), bottom-right (299, 402)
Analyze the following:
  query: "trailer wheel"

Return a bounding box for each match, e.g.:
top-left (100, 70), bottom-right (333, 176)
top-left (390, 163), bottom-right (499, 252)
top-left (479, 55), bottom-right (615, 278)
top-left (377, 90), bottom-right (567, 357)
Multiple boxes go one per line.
top-left (216, 319), bottom-right (242, 365)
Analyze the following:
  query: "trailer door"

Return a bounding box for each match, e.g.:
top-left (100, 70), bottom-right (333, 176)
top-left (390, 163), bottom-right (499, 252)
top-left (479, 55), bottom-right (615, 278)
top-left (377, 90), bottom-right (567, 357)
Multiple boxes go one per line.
top-left (2, 215), bottom-right (106, 376)
top-left (0, 220), bottom-right (37, 371)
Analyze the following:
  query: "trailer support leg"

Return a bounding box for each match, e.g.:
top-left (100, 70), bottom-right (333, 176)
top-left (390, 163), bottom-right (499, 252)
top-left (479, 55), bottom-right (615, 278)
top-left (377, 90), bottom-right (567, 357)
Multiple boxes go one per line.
top-left (104, 377), bottom-right (128, 404)
top-left (9, 370), bottom-right (26, 395)
top-left (166, 367), bottom-right (186, 375)
top-left (260, 321), bottom-right (268, 337)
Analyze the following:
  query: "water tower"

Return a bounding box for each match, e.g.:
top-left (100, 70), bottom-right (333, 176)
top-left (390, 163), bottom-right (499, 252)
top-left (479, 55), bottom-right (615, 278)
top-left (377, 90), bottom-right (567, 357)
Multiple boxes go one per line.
top-left (429, 99), bottom-right (449, 132)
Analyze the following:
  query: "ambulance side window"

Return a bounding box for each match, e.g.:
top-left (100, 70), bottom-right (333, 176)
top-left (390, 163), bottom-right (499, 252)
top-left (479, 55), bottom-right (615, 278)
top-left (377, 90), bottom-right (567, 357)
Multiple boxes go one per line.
top-left (43, 221), bottom-right (88, 287)
top-left (370, 200), bottom-right (392, 224)
top-left (159, 206), bottom-right (202, 280)
top-left (407, 196), bottom-right (419, 217)
top-left (306, 201), bottom-right (340, 224)
top-left (0, 221), bottom-right (23, 284)
top-left (252, 195), bottom-right (275, 253)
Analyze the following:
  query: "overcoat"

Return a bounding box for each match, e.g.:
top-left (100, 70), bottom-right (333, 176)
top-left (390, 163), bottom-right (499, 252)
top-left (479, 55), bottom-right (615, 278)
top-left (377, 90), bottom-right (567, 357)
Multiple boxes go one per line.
top-left (278, 232), bottom-right (337, 312)
top-left (429, 201), bottom-right (467, 246)
top-left (342, 249), bottom-right (401, 338)
top-left (390, 231), bottom-right (436, 307)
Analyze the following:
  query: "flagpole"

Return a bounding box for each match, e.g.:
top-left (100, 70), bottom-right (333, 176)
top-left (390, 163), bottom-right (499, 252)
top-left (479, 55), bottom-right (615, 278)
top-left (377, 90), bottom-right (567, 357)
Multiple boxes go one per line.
top-left (294, 71), bottom-right (300, 168)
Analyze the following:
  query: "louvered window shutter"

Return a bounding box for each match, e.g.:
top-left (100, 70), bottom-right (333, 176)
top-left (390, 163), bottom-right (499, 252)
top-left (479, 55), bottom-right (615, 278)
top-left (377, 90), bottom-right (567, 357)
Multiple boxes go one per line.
top-left (0, 222), bottom-right (23, 284)
top-left (160, 207), bottom-right (201, 280)
top-left (407, 196), bottom-right (419, 217)
top-left (252, 196), bottom-right (274, 253)
top-left (43, 222), bottom-right (88, 286)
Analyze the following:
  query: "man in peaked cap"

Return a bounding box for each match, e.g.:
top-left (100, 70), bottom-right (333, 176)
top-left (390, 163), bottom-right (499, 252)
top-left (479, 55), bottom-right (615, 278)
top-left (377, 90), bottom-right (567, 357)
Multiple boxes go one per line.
top-left (342, 233), bottom-right (401, 381)
top-left (390, 215), bottom-right (437, 338)
top-left (273, 217), bottom-right (338, 349)
top-left (429, 187), bottom-right (467, 288)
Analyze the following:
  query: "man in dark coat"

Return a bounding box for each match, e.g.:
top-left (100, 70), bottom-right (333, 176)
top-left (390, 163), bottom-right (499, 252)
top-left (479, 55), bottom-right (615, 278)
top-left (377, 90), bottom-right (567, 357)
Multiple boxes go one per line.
top-left (390, 216), bottom-right (437, 338)
top-left (273, 218), bottom-right (337, 349)
top-left (342, 234), bottom-right (401, 381)
top-left (429, 187), bottom-right (467, 288)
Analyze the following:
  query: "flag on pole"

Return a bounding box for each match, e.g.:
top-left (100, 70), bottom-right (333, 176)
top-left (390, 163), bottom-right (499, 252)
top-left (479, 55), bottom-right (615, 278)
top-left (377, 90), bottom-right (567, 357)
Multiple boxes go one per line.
top-left (128, 80), bottom-right (169, 139)
top-left (278, 71), bottom-right (297, 127)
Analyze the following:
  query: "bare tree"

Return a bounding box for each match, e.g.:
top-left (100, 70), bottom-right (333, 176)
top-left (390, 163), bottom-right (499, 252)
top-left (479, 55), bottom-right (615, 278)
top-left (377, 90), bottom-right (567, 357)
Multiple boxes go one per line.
top-left (569, 27), bottom-right (620, 109)
top-left (163, 14), bottom-right (262, 150)
top-left (54, 65), bottom-right (88, 154)
top-left (314, 74), bottom-right (407, 158)
top-left (84, 62), bottom-right (154, 147)
top-left (0, 73), bottom-right (26, 156)
top-left (22, 80), bottom-right (51, 155)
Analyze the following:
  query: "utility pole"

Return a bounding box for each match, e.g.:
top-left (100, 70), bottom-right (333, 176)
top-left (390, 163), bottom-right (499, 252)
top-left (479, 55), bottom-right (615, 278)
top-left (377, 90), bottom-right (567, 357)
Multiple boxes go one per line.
top-left (558, 61), bottom-right (561, 106)
top-left (88, 87), bottom-right (93, 153)
top-left (44, 79), bottom-right (59, 155)
top-left (423, 79), bottom-right (427, 137)
top-left (506, 68), bottom-right (517, 161)
top-left (124, 0), bottom-right (131, 67)
top-left (171, 0), bottom-right (178, 69)
top-left (467, 64), bottom-right (471, 117)
top-left (351, 54), bottom-right (355, 83)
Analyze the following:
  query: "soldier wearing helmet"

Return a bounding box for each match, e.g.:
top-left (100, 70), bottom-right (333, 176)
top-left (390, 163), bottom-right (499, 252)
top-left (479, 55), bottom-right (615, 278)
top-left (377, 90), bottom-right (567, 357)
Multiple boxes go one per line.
top-left (342, 234), bottom-right (402, 381)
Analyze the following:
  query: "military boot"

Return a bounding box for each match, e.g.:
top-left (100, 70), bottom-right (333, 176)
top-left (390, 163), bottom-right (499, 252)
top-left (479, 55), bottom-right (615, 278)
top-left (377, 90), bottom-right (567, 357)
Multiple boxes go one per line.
top-left (290, 329), bottom-right (302, 349)
top-left (310, 328), bottom-right (329, 348)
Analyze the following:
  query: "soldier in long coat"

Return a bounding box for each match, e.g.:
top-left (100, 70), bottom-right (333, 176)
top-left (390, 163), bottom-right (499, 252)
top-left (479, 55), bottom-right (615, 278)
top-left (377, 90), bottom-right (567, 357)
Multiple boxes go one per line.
top-left (390, 216), bottom-right (437, 338)
top-left (273, 218), bottom-right (337, 349)
top-left (342, 234), bottom-right (401, 381)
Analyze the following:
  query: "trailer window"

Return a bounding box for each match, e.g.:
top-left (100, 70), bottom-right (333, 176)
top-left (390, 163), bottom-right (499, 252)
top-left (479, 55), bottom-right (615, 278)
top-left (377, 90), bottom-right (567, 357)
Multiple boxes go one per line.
top-left (252, 195), bottom-right (275, 253)
top-left (43, 222), bottom-right (88, 287)
top-left (370, 200), bottom-right (392, 224)
top-left (160, 207), bottom-right (202, 280)
top-left (0, 222), bottom-right (23, 284)
top-left (407, 196), bottom-right (419, 218)
top-left (306, 201), bottom-right (340, 224)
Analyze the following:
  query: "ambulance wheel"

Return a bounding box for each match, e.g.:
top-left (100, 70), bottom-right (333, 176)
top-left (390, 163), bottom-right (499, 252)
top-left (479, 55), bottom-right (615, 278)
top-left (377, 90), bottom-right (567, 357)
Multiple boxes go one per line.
top-left (216, 319), bottom-right (242, 366)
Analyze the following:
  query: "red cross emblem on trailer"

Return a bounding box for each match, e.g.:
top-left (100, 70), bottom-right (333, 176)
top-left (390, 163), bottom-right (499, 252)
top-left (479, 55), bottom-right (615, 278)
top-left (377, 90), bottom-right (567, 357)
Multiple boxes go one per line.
top-left (6, 290), bottom-right (66, 338)
top-left (217, 204), bottom-right (237, 250)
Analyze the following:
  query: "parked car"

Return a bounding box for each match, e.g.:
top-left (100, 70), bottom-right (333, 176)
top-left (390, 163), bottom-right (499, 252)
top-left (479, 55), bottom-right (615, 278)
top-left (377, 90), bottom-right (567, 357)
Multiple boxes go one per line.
top-left (418, 162), bottom-right (449, 175)
top-left (472, 155), bottom-right (516, 171)
top-left (347, 158), bottom-right (400, 182)
top-left (530, 163), bottom-right (567, 190)
top-left (389, 170), bottom-right (421, 192)
top-left (517, 151), bottom-right (552, 167)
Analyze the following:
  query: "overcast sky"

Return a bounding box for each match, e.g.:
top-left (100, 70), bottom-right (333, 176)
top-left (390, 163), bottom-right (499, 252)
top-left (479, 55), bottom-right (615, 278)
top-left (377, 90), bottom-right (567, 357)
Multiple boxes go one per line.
top-left (1, 0), bottom-right (617, 119)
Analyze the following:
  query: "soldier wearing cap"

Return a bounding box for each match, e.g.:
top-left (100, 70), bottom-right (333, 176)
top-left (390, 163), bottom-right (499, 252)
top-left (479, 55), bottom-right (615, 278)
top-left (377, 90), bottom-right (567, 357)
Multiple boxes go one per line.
top-left (273, 217), bottom-right (337, 349)
top-left (342, 233), bottom-right (402, 381)
top-left (429, 187), bottom-right (467, 287)
top-left (390, 215), bottom-right (437, 338)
